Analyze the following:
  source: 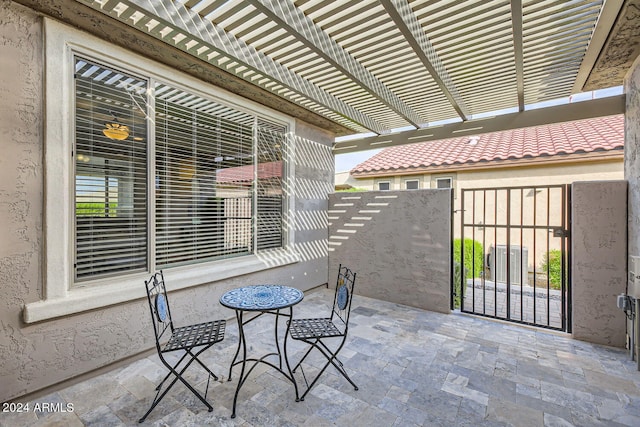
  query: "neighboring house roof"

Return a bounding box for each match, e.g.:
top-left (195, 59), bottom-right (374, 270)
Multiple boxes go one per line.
top-left (335, 171), bottom-right (360, 189)
top-left (351, 114), bottom-right (624, 177)
top-left (216, 161), bottom-right (282, 183)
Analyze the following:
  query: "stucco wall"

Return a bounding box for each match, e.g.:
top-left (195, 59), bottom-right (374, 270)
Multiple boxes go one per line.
top-left (571, 181), bottom-right (627, 347)
top-left (626, 54), bottom-right (640, 299)
top-left (350, 160), bottom-right (623, 195)
top-left (0, 1), bottom-right (331, 402)
top-left (328, 189), bottom-right (451, 313)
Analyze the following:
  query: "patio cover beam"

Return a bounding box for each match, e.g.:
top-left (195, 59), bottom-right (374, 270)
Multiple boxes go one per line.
top-left (572, 0), bottom-right (625, 93)
top-left (379, 0), bottom-right (470, 121)
top-left (246, 0), bottom-right (428, 129)
top-left (81, 0), bottom-right (388, 134)
top-left (334, 94), bottom-right (625, 154)
top-left (511, 0), bottom-right (525, 111)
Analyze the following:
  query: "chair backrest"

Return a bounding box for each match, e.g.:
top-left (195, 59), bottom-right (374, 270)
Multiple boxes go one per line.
top-left (330, 264), bottom-right (357, 332)
top-left (145, 271), bottom-right (174, 348)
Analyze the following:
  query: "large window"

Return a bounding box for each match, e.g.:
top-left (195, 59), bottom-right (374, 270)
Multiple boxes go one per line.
top-left (74, 57), bottom-right (286, 282)
top-left (26, 20), bottom-right (296, 323)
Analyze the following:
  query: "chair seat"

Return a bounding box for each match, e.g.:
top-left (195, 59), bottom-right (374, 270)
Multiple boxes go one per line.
top-left (289, 317), bottom-right (342, 340)
top-left (163, 320), bottom-right (226, 353)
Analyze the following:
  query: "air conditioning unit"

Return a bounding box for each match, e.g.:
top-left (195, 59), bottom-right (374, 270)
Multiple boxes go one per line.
top-left (490, 245), bottom-right (528, 285)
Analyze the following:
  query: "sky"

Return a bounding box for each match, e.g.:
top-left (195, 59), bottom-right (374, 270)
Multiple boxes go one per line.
top-left (333, 86), bottom-right (624, 173)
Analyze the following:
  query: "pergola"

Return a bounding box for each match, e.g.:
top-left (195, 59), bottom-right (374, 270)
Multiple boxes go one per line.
top-left (18, 0), bottom-right (638, 151)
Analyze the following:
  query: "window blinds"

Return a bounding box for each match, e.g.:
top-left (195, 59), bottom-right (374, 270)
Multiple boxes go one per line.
top-left (74, 58), bottom-right (148, 281)
top-left (73, 58), bottom-right (288, 281)
top-left (155, 83), bottom-right (255, 268)
top-left (256, 120), bottom-right (285, 250)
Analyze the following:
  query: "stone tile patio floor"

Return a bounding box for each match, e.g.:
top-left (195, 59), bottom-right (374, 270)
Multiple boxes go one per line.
top-left (3, 287), bottom-right (640, 427)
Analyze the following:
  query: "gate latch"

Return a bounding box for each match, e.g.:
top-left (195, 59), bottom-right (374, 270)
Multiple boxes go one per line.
top-left (552, 227), bottom-right (568, 238)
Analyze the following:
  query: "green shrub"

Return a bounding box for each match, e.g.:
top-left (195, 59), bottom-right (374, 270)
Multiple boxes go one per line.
top-left (452, 238), bottom-right (484, 309)
top-left (540, 249), bottom-right (563, 290)
top-left (453, 238), bottom-right (484, 279)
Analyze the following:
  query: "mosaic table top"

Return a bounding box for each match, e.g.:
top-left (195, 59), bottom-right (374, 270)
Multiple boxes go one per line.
top-left (220, 285), bottom-right (304, 311)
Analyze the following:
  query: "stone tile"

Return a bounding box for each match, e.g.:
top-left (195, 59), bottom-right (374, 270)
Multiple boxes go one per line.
top-left (516, 382), bottom-right (541, 399)
top-left (78, 404), bottom-right (125, 427)
top-left (584, 369), bottom-right (640, 396)
top-left (30, 411), bottom-right (85, 427)
top-left (0, 409), bottom-right (38, 427)
top-left (112, 392), bottom-right (181, 424)
top-left (540, 381), bottom-right (599, 418)
top-left (13, 288), bottom-right (640, 427)
top-left (486, 397), bottom-right (544, 426)
top-left (386, 385), bottom-right (411, 403)
top-left (543, 412), bottom-right (575, 427)
top-left (26, 392), bottom-right (68, 419)
top-left (339, 404), bottom-right (399, 427)
top-left (409, 387), bottom-right (461, 425)
top-left (515, 393), bottom-right (573, 420)
top-left (150, 406), bottom-right (198, 427)
top-left (617, 393), bottom-right (640, 417)
top-left (517, 359), bottom-right (565, 387)
top-left (441, 372), bottom-right (489, 406)
top-left (377, 396), bottom-right (429, 425)
top-left (58, 375), bottom-right (130, 416)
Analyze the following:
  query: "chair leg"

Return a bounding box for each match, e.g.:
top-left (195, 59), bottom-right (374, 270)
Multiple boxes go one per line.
top-left (187, 348), bottom-right (219, 381)
top-left (316, 340), bottom-right (358, 391)
top-left (296, 339), bottom-right (358, 401)
top-left (139, 347), bottom-right (214, 423)
top-left (292, 339), bottom-right (317, 373)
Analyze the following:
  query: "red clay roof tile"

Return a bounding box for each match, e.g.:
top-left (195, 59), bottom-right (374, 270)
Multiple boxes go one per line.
top-left (351, 115), bottom-right (623, 174)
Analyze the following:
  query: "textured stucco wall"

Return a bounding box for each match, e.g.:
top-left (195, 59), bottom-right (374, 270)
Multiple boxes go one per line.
top-left (626, 54), bottom-right (640, 299)
top-left (571, 181), bottom-right (627, 347)
top-left (328, 189), bottom-right (451, 313)
top-left (0, 1), bottom-right (332, 402)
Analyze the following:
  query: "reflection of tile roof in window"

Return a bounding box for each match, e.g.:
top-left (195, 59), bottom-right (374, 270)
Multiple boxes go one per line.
top-left (216, 161), bottom-right (282, 183)
top-left (351, 115), bottom-right (624, 175)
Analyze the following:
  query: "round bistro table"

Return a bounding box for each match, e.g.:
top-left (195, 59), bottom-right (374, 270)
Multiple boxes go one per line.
top-left (220, 284), bottom-right (304, 418)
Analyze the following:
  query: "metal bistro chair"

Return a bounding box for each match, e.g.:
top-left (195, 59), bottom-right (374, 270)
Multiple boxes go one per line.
top-left (140, 271), bottom-right (226, 423)
top-left (289, 264), bottom-right (358, 401)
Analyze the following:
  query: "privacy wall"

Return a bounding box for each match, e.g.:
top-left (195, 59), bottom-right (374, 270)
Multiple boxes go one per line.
top-left (0, 1), bottom-right (331, 402)
top-left (571, 181), bottom-right (627, 347)
top-left (328, 189), bottom-right (452, 313)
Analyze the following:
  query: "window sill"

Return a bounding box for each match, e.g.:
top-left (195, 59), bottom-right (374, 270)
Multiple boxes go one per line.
top-left (23, 248), bottom-right (299, 323)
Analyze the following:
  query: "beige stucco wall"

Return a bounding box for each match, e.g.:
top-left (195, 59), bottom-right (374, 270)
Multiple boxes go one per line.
top-left (351, 159), bottom-right (623, 195)
top-left (0, 1), bottom-right (332, 402)
top-left (625, 45), bottom-right (640, 361)
top-left (328, 189), bottom-right (452, 313)
top-left (571, 181), bottom-right (627, 346)
top-left (626, 54), bottom-right (640, 299)
top-left (351, 160), bottom-right (622, 274)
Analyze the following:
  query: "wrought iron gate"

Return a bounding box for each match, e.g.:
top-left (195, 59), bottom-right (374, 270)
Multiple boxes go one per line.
top-left (457, 185), bottom-right (571, 331)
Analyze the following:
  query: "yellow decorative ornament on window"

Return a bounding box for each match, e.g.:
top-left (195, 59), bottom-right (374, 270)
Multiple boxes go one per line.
top-left (102, 123), bottom-right (130, 140)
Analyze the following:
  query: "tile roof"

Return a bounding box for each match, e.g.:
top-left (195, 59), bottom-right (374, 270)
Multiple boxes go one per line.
top-left (351, 114), bottom-right (624, 175)
top-left (216, 161), bottom-right (282, 183)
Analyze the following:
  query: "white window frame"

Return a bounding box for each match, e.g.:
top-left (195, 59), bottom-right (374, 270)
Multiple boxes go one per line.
top-left (404, 179), bottom-right (420, 190)
top-left (24, 19), bottom-right (298, 323)
top-left (435, 177), bottom-right (453, 189)
top-left (377, 181), bottom-right (391, 191)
